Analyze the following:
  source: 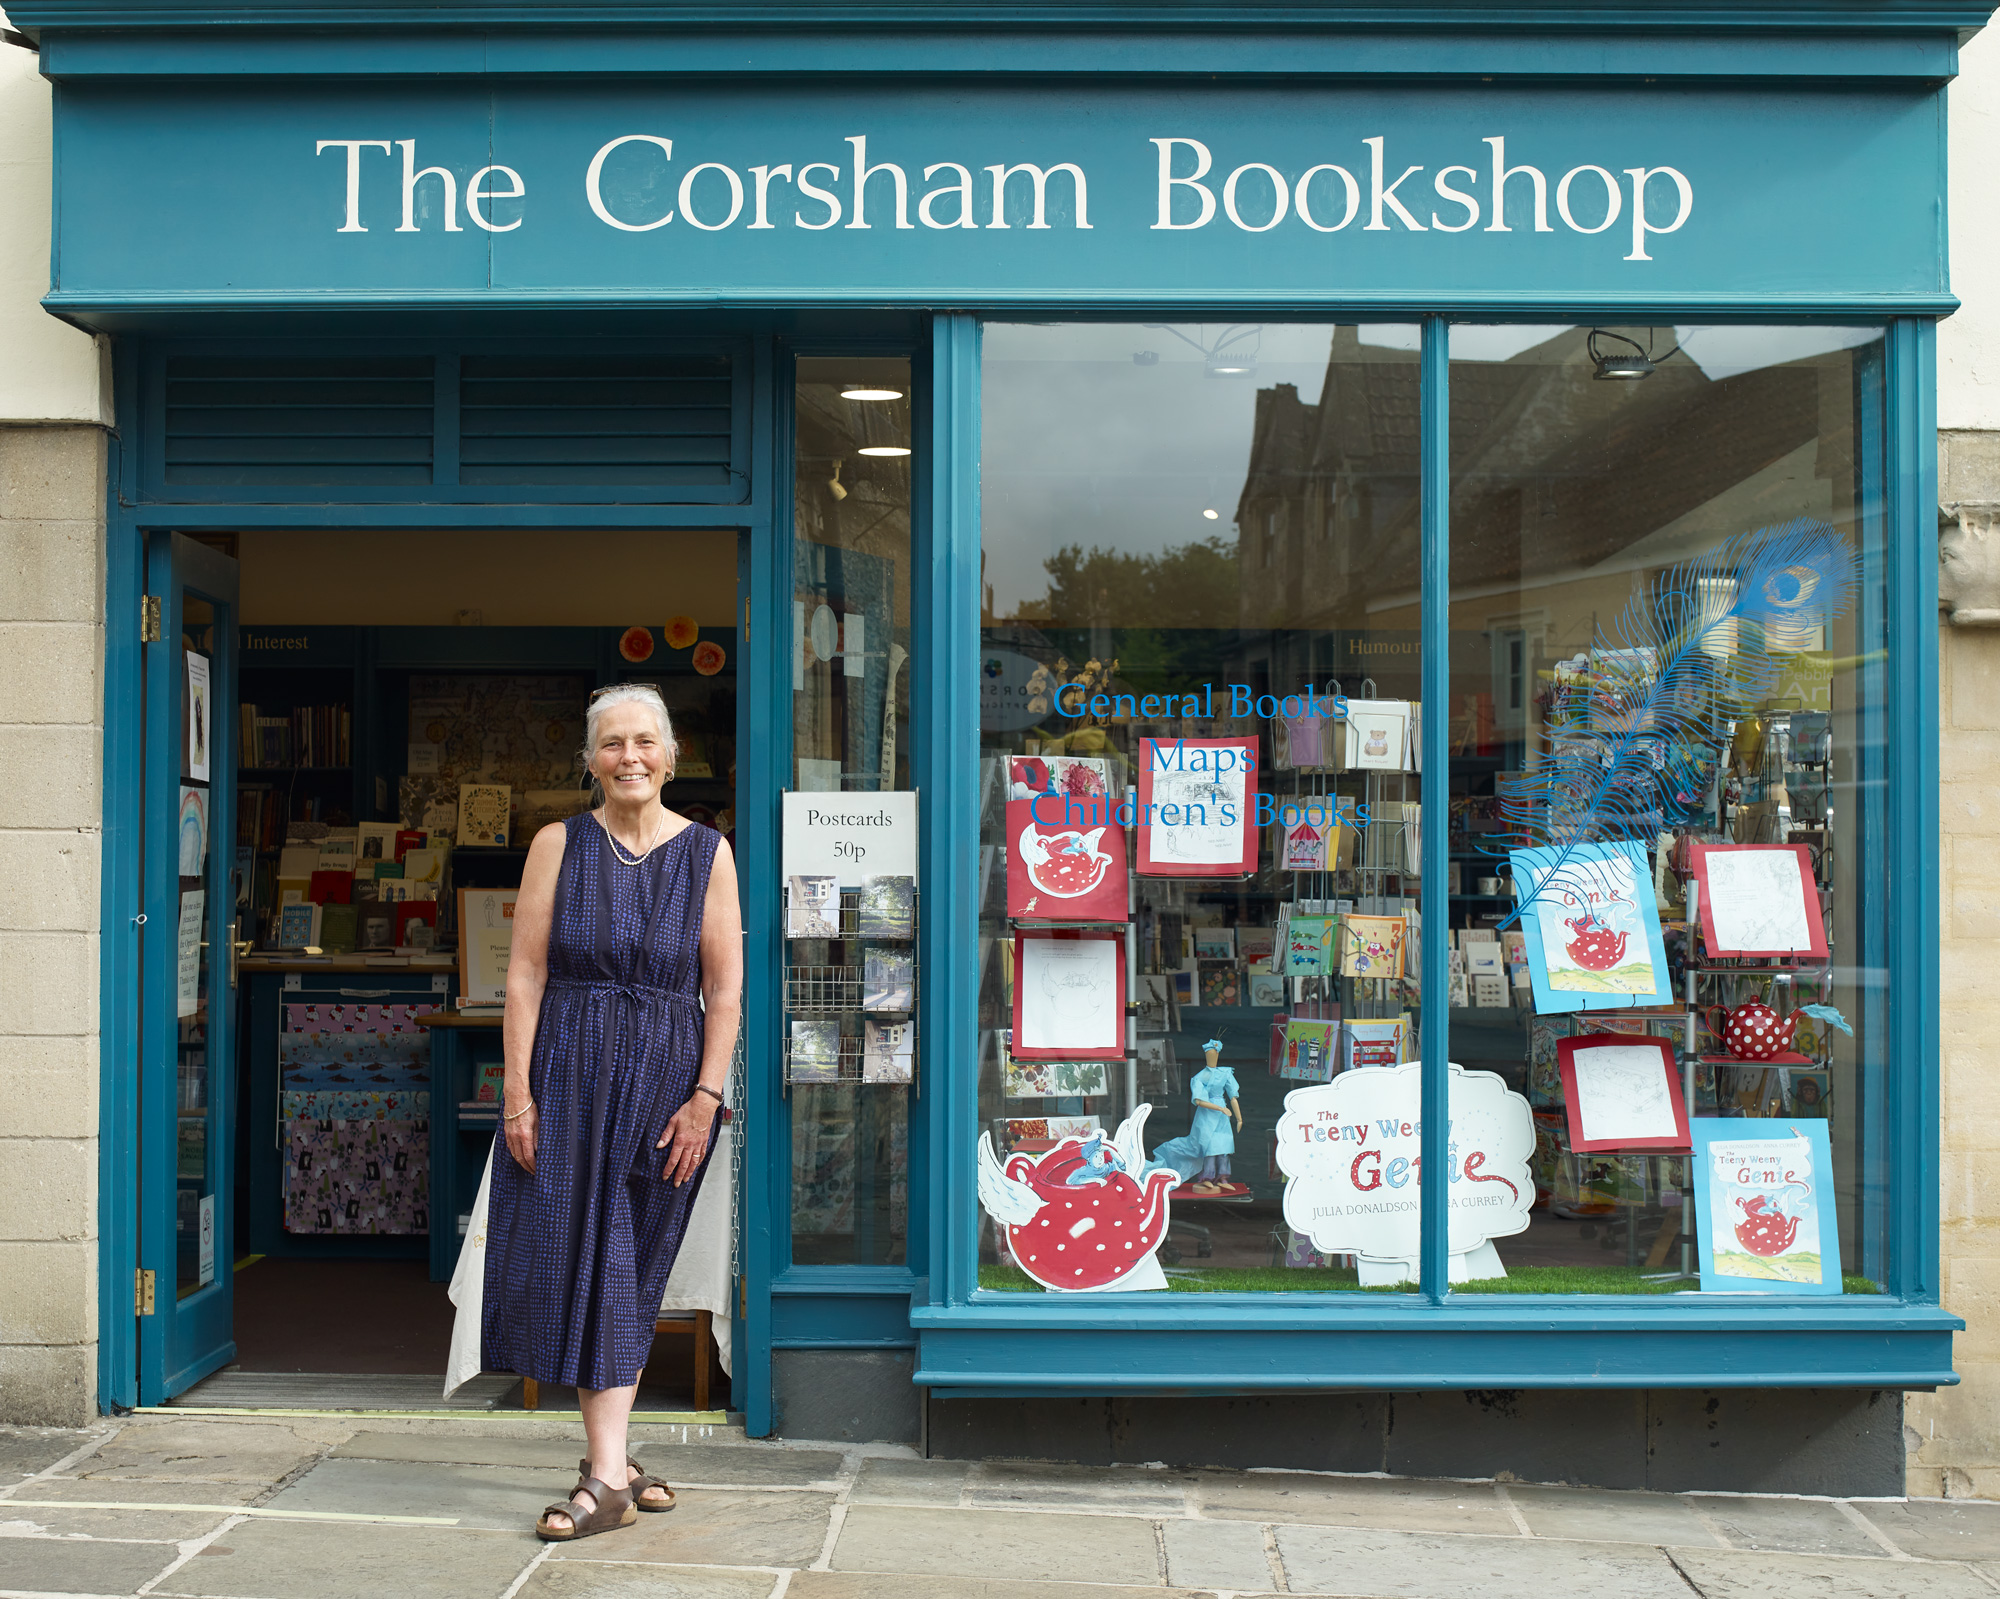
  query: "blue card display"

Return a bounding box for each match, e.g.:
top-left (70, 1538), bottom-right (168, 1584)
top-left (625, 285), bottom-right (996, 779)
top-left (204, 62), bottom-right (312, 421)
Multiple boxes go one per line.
top-left (1508, 841), bottom-right (1674, 1015)
top-left (1689, 1117), bottom-right (1842, 1294)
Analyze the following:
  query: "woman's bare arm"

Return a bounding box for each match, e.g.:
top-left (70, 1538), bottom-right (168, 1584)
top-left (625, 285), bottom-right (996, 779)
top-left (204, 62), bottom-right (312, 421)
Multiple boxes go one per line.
top-left (500, 823), bottom-right (567, 1174)
top-left (658, 836), bottom-right (743, 1185)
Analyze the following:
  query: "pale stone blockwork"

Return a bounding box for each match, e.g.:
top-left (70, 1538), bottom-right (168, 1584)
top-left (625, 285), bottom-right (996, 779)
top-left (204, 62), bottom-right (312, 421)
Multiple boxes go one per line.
top-left (1908, 429), bottom-right (2000, 1497)
top-left (0, 424), bottom-right (105, 1428)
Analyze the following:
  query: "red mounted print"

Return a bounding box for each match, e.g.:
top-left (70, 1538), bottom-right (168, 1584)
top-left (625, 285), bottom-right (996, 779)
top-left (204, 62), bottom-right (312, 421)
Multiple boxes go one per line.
top-left (1011, 930), bottom-right (1127, 1060)
top-left (1556, 1033), bottom-right (1690, 1153)
top-left (1007, 795), bottom-right (1128, 923)
top-left (1687, 843), bottom-right (1828, 961)
top-left (1135, 736), bottom-right (1259, 877)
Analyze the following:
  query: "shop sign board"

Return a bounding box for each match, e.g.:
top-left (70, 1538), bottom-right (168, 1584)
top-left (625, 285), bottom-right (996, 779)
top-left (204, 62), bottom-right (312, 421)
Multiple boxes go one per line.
top-left (50, 82), bottom-right (1943, 308)
top-left (1276, 1062), bottom-right (1534, 1284)
top-left (781, 789), bottom-right (917, 888)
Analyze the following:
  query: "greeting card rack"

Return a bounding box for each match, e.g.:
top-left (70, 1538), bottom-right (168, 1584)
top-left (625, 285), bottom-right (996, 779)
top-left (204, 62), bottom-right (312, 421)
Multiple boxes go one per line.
top-left (780, 886), bottom-right (919, 1092)
top-left (1272, 679), bottom-right (1421, 1026)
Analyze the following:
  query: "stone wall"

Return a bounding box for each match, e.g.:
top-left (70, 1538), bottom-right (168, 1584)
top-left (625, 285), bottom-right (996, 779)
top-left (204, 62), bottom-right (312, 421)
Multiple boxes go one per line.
top-left (1906, 429), bottom-right (2000, 1495)
top-left (0, 425), bottom-right (106, 1426)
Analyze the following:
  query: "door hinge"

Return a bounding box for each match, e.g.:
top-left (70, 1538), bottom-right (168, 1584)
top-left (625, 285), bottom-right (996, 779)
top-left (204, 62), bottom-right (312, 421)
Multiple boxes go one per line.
top-left (139, 595), bottom-right (162, 643)
top-left (135, 1268), bottom-right (155, 1316)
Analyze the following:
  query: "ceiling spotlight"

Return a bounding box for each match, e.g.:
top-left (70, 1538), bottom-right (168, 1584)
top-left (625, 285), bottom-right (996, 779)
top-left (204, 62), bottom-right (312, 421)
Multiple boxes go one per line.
top-left (1204, 357), bottom-right (1256, 378)
top-left (827, 460), bottom-right (848, 501)
top-left (1203, 508), bottom-right (1220, 520)
top-left (1589, 329), bottom-right (1665, 381)
top-left (858, 445), bottom-right (912, 457)
top-left (842, 387), bottom-right (903, 401)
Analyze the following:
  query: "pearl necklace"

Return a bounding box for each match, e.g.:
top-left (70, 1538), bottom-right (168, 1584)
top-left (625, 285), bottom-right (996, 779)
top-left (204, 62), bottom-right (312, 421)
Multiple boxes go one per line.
top-left (598, 804), bottom-right (667, 866)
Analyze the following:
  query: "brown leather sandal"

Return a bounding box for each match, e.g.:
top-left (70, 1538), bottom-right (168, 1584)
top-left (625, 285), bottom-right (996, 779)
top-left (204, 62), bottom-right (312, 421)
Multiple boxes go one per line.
top-left (622, 1457), bottom-right (676, 1512)
top-left (535, 1474), bottom-right (635, 1542)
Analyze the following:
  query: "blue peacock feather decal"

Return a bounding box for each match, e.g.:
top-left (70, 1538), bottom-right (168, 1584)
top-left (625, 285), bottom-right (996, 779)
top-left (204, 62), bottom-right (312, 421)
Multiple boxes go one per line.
top-left (1485, 518), bottom-right (1859, 926)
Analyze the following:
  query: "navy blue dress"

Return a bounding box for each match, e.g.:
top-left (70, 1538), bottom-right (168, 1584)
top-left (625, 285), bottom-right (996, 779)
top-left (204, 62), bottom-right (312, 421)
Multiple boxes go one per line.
top-left (483, 811), bottom-right (721, 1391)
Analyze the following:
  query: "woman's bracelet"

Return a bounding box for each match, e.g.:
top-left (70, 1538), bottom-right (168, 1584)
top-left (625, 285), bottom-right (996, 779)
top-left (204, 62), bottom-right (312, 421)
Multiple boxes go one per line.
top-left (692, 1084), bottom-right (725, 1106)
top-left (504, 1103), bottom-right (534, 1122)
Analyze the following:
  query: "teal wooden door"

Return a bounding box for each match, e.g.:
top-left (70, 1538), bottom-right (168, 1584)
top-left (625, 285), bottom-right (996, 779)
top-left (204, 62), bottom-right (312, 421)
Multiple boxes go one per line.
top-left (139, 532), bottom-right (241, 1402)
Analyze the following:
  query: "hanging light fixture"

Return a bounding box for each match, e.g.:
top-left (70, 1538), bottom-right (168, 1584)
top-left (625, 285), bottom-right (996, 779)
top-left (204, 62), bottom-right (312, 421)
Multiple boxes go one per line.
top-left (842, 386), bottom-right (903, 401)
top-left (1588, 328), bottom-right (1677, 381)
top-left (827, 460), bottom-right (848, 500)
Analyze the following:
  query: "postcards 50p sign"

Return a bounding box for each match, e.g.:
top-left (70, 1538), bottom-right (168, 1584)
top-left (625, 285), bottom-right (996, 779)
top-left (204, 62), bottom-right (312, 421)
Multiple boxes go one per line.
top-left (1276, 1062), bottom-right (1534, 1274)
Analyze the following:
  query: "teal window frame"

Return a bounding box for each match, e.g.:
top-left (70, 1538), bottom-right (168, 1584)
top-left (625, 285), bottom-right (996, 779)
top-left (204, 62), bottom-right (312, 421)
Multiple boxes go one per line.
top-left (913, 311), bottom-right (1954, 1395)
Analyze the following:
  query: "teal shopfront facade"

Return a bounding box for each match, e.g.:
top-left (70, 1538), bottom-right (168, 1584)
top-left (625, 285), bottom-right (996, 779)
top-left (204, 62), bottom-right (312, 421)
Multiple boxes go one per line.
top-left (20, 0), bottom-right (1975, 1487)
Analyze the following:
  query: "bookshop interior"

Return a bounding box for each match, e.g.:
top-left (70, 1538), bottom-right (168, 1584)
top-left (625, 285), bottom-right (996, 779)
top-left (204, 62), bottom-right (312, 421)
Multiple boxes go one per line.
top-left (178, 358), bottom-right (914, 1399)
top-left (974, 322), bottom-right (1880, 1297)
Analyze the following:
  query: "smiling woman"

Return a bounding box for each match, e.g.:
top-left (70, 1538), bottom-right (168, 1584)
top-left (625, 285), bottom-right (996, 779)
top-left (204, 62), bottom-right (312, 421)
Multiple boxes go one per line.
top-left (478, 681), bottom-right (743, 1542)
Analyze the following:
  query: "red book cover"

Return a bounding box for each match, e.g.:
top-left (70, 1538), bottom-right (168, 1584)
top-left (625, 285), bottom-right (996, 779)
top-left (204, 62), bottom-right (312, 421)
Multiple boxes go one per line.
top-left (1135, 736), bottom-right (1259, 877)
top-left (394, 829), bottom-right (426, 862)
top-left (1006, 795), bottom-right (1128, 923)
top-left (393, 901), bottom-right (438, 944)
top-left (308, 869), bottom-right (353, 905)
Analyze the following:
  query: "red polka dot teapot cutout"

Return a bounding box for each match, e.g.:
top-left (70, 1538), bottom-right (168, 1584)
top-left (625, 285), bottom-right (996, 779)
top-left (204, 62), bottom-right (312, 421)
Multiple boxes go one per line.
top-left (1706, 1000), bottom-right (1797, 1061)
top-left (1705, 999), bottom-right (1852, 1062)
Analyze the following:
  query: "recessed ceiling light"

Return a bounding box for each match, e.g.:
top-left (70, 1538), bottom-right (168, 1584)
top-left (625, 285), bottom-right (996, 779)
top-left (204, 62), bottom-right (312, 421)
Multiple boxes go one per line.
top-left (842, 387), bottom-right (904, 401)
top-left (857, 445), bottom-right (912, 457)
top-left (1202, 509), bottom-right (1220, 520)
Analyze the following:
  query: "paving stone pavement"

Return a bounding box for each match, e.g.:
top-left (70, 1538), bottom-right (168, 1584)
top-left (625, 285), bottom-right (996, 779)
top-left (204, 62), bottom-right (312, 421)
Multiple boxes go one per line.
top-left (3, 1416), bottom-right (2000, 1598)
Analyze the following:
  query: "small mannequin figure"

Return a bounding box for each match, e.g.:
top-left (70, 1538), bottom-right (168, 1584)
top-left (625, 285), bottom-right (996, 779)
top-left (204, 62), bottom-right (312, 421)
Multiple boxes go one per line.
top-left (1149, 1038), bottom-right (1243, 1196)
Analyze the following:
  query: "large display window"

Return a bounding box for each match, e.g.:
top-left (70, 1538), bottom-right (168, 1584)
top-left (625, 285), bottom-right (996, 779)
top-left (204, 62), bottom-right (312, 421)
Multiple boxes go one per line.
top-left (970, 319), bottom-right (1891, 1300)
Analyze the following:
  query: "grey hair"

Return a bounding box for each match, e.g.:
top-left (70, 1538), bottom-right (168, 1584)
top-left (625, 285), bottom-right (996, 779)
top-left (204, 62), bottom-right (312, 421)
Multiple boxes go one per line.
top-left (582, 684), bottom-right (678, 803)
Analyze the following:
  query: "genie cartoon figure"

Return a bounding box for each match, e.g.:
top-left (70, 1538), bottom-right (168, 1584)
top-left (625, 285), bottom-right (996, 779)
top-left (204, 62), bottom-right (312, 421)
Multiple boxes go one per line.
top-left (1148, 1038), bottom-right (1244, 1196)
top-left (1060, 1132), bottom-right (1130, 1187)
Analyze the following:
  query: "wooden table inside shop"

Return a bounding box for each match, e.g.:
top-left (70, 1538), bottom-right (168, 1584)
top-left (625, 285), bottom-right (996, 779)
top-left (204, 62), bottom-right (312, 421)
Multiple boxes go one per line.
top-left (416, 1010), bottom-right (716, 1412)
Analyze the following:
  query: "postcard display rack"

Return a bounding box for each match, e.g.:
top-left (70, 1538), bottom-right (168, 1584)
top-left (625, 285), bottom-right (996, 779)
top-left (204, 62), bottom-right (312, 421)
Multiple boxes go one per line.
top-left (781, 882), bottom-right (920, 1089)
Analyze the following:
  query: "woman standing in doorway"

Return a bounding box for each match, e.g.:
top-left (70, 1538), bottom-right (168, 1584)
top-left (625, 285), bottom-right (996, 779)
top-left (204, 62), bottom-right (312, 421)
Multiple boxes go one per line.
top-left (484, 683), bottom-right (742, 1541)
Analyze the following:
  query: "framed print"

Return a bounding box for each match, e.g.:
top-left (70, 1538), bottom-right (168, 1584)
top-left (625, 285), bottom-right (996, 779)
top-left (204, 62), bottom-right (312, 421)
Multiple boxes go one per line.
top-left (1688, 843), bottom-right (1828, 960)
top-left (457, 888), bottom-right (517, 1007)
top-left (1012, 931), bottom-right (1127, 1060)
top-left (1690, 1118), bottom-right (1842, 1294)
top-left (1557, 1034), bottom-right (1690, 1152)
top-left (1136, 737), bottom-right (1258, 877)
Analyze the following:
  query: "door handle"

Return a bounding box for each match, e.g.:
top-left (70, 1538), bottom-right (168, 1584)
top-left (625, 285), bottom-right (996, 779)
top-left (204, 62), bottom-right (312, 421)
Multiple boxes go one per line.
top-left (228, 920), bottom-right (241, 989)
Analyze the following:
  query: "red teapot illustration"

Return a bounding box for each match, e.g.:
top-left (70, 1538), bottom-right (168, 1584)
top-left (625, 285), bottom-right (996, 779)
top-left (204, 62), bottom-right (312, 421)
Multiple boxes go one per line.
top-left (1734, 1191), bottom-right (1803, 1256)
top-left (1563, 909), bottom-right (1629, 972)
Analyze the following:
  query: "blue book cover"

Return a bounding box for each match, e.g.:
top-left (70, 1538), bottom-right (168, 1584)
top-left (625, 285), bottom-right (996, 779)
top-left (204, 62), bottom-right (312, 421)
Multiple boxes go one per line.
top-left (1689, 1117), bottom-right (1842, 1294)
top-left (1508, 840), bottom-right (1674, 1015)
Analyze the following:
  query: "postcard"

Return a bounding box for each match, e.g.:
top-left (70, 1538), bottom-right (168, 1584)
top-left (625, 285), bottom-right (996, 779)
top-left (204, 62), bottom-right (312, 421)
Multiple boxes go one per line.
top-left (862, 1018), bottom-right (915, 1084)
top-left (857, 873), bottom-right (916, 939)
top-left (786, 873), bottom-right (841, 940)
top-left (789, 1020), bottom-right (842, 1084)
top-left (862, 945), bottom-right (915, 1012)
